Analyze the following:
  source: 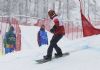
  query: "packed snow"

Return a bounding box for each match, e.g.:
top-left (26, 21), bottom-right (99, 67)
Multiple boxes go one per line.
top-left (0, 25), bottom-right (100, 70)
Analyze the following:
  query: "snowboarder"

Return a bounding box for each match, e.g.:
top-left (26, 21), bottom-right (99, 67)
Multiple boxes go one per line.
top-left (44, 10), bottom-right (65, 60)
top-left (37, 25), bottom-right (48, 46)
top-left (3, 26), bottom-right (16, 54)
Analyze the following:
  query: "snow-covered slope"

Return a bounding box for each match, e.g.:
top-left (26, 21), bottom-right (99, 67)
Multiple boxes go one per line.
top-left (0, 25), bottom-right (100, 70)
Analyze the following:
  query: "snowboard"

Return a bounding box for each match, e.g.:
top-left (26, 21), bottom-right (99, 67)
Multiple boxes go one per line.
top-left (35, 52), bottom-right (69, 64)
top-left (35, 45), bottom-right (89, 64)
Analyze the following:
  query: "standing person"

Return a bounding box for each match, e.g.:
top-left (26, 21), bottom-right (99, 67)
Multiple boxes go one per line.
top-left (4, 26), bottom-right (16, 54)
top-left (0, 30), bottom-right (3, 55)
top-left (44, 10), bottom-right (65, 60)
top-left (37, 25), bottom-right (48, 46)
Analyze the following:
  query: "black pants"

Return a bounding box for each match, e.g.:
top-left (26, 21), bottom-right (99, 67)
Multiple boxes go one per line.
top-left (47, 34), bottom-right (63, 56)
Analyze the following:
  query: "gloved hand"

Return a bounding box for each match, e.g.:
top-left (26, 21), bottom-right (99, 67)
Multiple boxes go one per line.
top-left (50, 25), bottom-right (57, 33)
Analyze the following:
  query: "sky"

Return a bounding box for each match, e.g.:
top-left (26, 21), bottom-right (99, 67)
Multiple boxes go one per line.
top-left (0, 25), bottom-right (100, 70)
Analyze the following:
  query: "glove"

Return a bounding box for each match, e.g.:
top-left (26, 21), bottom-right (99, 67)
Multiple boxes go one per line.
top-left (50, 25), bottom-right (57, 33)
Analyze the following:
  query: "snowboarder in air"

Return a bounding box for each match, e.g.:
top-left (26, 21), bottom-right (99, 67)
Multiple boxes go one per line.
top-left (43, 10), bottom-right (65, 60)
top-left (4, 26), bottom-right (16, 54)
top-left (37, 25), bottom-right (48, 46)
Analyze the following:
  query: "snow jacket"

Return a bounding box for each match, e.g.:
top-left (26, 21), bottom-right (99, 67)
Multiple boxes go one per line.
top-left (37, 28), bottom-right (48, 46)
top-left (4, 26), bottom-right (16, 48)
top-left (50, 16), bottom-right (65, 35)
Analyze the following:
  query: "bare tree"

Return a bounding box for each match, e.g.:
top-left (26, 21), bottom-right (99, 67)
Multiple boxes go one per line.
top-left (34, 0), bottom-right (38, 17)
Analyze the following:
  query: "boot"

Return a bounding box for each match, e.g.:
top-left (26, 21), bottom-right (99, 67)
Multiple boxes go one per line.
top-left (55, 53), bottom-right (63, 58)
top-left (43, 55), bottom-right (52, 60)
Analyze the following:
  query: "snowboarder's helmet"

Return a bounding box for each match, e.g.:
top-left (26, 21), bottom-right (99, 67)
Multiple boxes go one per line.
top-left (48, 10), bottom-right (56, 19)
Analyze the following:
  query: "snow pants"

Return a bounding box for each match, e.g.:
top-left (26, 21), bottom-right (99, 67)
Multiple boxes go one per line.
top-left (47, 34), bottom-right (63, 56)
